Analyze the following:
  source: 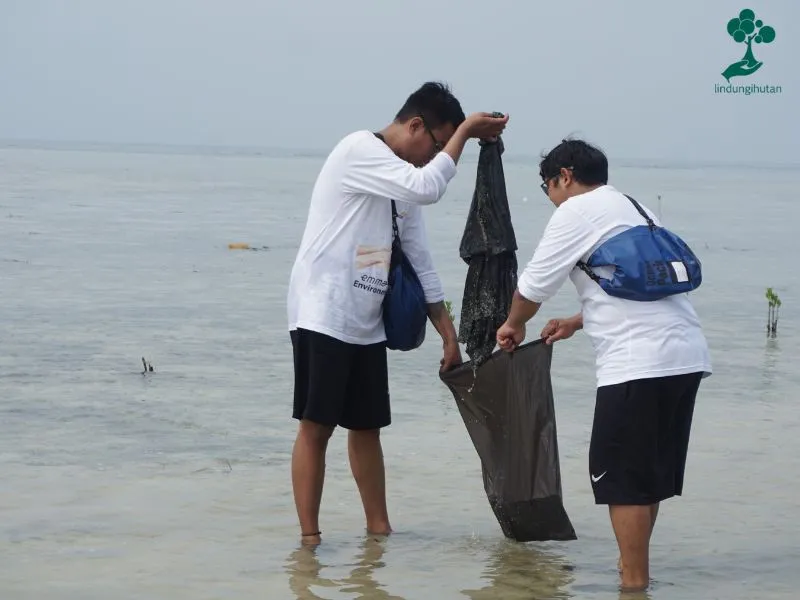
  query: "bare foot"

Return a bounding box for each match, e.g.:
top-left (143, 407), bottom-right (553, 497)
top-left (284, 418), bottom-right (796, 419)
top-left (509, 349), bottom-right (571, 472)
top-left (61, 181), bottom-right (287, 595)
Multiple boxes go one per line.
top-left (366, 525), bottom-right (392, 537)
top-left (618, 556), bottom-right (622, 573)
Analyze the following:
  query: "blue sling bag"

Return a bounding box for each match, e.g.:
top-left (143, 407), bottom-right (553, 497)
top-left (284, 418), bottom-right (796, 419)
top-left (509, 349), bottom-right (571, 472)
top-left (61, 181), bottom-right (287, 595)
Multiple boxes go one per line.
top-left (576, 194), bottom-right (702, 301)
top-left (383, 199), bottom-right (428, 350)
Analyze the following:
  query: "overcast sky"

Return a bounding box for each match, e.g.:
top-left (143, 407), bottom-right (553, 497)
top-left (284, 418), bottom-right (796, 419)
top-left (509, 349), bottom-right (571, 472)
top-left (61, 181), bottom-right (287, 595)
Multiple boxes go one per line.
top-left (1, 0), bottom-right (797, 164)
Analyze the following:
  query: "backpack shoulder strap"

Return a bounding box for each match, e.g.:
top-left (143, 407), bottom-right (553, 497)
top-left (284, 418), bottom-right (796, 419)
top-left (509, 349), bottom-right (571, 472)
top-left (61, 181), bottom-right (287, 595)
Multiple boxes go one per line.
top-left (624, 194), bottom-right (656, 230)
top-left (576, 192), bottom-right (655, 279)
top-left (390, 199), bottom-right (400, 244)
top-left (576, 260), bottom-right (601, 283)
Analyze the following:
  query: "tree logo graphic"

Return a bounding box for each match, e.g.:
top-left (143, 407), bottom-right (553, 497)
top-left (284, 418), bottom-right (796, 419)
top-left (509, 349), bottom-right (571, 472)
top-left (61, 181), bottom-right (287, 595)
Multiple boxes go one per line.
top-left (722, 9), bottom-right (776, 82)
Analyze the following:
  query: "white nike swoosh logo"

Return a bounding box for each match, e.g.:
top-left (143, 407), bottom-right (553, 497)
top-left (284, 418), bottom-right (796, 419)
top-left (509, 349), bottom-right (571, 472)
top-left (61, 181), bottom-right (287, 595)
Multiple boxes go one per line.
top-left (591, 471), bottom-right (607, 483)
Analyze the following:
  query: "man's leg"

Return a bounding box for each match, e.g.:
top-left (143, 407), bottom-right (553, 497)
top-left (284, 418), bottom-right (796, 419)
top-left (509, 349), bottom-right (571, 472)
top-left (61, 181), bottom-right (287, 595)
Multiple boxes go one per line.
top-left (621, 372), bottom-right (700, 566)
top-left (650, 503), bottom-right (660, 536)
top-left (348, 429), bottom-right (391, 534)
top-left (601, 374), bottom-right (701, 591)
top-left (590, 380), bottom-right (661, 592)
top-left (289, 328), bottom-right (354, 544)
top-left (620, 503), bottom-right (658, 572)
top-left (341, 340), bottom-right (392, 535)
top-left (609, 505), bottom-right (653, 591)
top-left (292, 420), bottom-right (334, 545)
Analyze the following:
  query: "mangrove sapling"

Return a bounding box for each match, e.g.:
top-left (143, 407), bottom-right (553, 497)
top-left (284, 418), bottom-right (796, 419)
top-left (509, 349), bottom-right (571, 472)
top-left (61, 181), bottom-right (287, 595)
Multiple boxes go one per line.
top-left (765, 287), bottom-right (781, 337)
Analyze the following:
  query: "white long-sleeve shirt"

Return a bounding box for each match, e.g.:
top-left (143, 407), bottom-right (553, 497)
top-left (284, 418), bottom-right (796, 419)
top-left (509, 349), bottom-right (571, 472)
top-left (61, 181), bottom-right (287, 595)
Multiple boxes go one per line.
top-left (517, 184), bottom-right (712, 387)
top-left (287, 130), bottom-right (455, 344)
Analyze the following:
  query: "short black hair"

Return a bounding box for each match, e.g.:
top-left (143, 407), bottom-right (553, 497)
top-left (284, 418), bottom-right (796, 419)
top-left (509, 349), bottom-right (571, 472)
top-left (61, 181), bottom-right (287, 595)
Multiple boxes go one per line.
top-left (539, 138), bottom-right (609, 185)
top-left (394, 81), bottom-right (466, 131)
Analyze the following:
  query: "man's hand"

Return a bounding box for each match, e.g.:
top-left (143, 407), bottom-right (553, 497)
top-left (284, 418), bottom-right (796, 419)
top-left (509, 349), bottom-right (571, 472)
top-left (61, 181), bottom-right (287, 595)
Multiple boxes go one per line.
top-left (540, 314), bottom-right (582, 345)
top-left (497, 320), bottom-right (526, 352)
top-left (440, 340), bottom-right (463, 373)
top-left (427, 300), bottom-right (462, 372)
top-left (461, 112), bottom-right (509, 140)
top-left (443, 113), bottom-right (509, 165)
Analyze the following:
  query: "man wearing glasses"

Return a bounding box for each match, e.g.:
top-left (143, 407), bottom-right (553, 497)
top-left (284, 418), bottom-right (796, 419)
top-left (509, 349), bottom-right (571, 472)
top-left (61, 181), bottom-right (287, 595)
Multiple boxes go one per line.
top-left (287, 82), bottom-right (508, 546)
top-left (496, 139), bottom-right (711, 592)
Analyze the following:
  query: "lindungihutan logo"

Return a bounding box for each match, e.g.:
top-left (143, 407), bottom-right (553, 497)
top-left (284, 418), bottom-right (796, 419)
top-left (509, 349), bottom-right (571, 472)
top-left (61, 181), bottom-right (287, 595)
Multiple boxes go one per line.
top-left (715, 8), bottom-right (781, 95)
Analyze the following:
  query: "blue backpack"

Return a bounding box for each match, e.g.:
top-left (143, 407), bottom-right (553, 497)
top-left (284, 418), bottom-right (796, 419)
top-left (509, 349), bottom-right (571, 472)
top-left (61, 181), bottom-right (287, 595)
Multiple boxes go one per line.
top-left (383, 199), bottom-right (428, 350)
top-left (576, 194), bottom-right (702, 302)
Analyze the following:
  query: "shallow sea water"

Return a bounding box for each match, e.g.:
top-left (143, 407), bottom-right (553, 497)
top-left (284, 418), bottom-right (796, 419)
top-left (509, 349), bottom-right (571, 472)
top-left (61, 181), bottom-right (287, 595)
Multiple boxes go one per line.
top-left (1, 145), bottom-right (798, 599)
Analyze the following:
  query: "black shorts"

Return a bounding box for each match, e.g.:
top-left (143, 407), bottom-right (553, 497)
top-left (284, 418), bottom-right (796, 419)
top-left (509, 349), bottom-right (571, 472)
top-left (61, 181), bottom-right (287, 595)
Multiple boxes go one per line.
top-left (588, 372), bottom-right (703, 505)
top-left (290, 328), bottom-right (391, 430)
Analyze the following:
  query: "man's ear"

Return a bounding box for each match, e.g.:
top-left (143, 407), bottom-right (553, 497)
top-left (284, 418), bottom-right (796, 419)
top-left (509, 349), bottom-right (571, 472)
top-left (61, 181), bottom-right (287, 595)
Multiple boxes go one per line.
top-left (407, 116), bottom-right (423, 134)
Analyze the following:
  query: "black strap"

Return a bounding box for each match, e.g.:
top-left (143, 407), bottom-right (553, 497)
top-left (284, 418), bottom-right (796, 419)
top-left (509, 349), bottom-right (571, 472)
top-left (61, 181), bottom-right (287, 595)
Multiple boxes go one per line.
top-left (576, 193), bottom-right (655, 282)
top-left (390, 199), bottom-right (400, 248)
top-left (576, 259), bottom-right (601, 283)
top-left (623, 194), bottom-right (656, 231)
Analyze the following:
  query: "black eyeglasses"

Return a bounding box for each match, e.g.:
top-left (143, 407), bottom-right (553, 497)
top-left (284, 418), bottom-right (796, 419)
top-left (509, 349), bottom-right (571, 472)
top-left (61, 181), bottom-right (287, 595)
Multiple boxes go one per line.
top-left (540, 167), bottom-right (574, 196)
top-left (419, 114), bottom-right (444, 153)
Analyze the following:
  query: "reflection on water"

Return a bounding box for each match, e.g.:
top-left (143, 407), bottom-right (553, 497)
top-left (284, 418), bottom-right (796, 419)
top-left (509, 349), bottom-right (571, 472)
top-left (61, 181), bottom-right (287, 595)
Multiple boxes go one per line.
top-left (285, 537), bottom-right (579, 600)
top-left (285, 546), bottom-right (338, 600)
top-left (760, 337), bottom-right (780, 391)
top-left (618, 591), bottom-right (652, 600)
top-left (460, 541), bottom-right (575, 600)
top-left (286, 536), bottom-right (405, 600)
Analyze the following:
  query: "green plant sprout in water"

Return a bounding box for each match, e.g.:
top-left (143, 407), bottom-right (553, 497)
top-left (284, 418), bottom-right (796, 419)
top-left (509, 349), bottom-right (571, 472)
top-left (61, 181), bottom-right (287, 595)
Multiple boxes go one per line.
top-left (765, 287), bottom-right (781, 337)
top-left (444, 299), bottom-right (457, 326)
top-left (722, 9), bottom-right (776, 82)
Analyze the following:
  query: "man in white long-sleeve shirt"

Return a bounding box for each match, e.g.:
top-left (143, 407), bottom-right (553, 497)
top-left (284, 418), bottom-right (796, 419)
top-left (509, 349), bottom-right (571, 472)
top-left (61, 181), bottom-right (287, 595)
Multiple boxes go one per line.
top-left (287, 82), bottom-right (509, 545)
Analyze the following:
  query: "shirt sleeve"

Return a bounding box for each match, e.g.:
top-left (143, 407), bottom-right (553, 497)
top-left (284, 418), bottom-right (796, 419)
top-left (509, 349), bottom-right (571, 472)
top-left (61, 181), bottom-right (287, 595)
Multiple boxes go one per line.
top-left (341, 135), bottom-right (457, 206)
top-left (397, 205), bottom-right (445, 304)
top-left (517, 204), bottom-right (603, 303)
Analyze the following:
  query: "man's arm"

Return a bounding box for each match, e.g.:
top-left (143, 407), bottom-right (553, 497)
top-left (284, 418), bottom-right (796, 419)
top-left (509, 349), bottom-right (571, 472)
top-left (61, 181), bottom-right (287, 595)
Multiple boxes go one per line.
top-left (427, 300), bottom-right (458, 344)
top-left (427, 299), bottom-right (462, 371)
top-left (506, 289), bottom-right (542, 328)
top-left (397, 206), bottom-right (461, 365)
top-left (498, 206), bottom-right (600, 349)
top-left (440, 126), bottom-right (470, 167)
top-left (506, 296), bottom-right (584, 331)
top-left (342, 137), bottom-right (458, 206)
top-left (515, 206), bottom-right (600, 308)
top-left (568, 313), bottom-right (583, 330)
top-left (396, 205), bottom-right (445, 304)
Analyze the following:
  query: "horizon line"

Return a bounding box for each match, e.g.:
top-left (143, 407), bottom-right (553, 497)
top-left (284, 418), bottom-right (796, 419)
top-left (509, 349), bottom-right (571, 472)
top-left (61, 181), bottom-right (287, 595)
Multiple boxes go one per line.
top-left (1, 137), bottom-right (798, 171)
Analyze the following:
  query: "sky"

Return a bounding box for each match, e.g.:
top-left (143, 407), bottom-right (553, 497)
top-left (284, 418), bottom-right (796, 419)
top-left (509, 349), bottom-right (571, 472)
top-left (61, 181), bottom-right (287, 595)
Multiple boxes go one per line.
top-left (1, 0), bottom-right (797, 164)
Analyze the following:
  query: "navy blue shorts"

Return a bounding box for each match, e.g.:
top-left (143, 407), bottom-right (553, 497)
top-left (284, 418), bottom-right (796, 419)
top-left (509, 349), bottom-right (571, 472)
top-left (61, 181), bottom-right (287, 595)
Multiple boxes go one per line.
top-left (290, 328), bottom-right (391, 430)
top-left (589, 372), bottom-right (703, 505)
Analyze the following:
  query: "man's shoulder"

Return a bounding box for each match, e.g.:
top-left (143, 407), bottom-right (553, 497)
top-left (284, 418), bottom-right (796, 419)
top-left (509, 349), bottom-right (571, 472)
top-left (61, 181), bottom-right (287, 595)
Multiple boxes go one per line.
top-left (321, 131), bottom-right (391, 172)
top-left (566, 184), bottom-right (619, 208)
top-left (548, 198), bottom-right (591, 227)
top-left (562, 185), bottom-right (647, 220)
top-left (331, 130), bottom-right (380, 155)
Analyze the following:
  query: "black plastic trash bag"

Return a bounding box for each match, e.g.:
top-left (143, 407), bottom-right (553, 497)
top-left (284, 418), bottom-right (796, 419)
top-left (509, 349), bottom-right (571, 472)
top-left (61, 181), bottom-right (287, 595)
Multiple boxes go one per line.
top-left (457, 136), bottom-right (518, 368)
top-left (440, 340), bottom-right (577, 542)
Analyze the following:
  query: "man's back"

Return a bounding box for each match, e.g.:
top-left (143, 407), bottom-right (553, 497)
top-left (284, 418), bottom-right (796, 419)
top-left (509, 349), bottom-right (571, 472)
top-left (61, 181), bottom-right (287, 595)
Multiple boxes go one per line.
top-left (563, 184), bottom-right (712, 387)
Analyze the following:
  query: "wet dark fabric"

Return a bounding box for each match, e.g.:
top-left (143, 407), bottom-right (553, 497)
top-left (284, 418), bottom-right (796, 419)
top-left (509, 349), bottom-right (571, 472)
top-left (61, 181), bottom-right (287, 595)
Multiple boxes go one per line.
top-left (457, 137), bottom-right (518, 368)
top-left (440, 340), bottom-right (577, 542)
